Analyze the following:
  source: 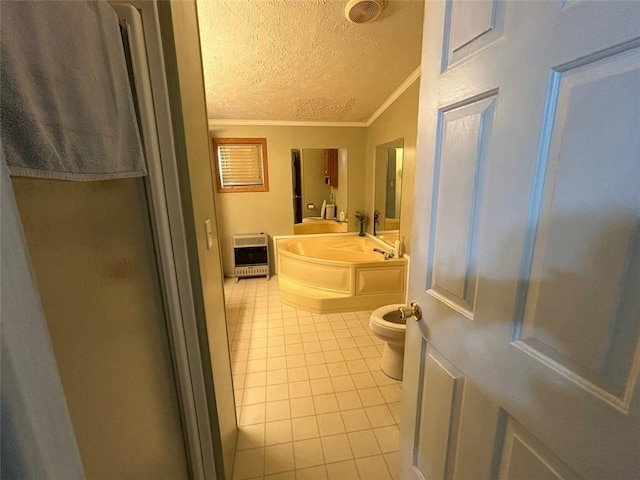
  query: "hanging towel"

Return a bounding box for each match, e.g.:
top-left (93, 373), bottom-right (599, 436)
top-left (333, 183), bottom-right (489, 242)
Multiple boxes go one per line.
top-left (0, 0), bottom-right (146, 181)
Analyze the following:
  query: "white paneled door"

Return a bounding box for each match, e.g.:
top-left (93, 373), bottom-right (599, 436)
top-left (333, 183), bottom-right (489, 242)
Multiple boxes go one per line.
top-left (401, 1), bottom-right (639, 479)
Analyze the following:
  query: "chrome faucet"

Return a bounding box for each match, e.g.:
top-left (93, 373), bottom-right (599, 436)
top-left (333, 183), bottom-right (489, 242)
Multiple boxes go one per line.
top-left (373, 247), bottom-right (394, 260)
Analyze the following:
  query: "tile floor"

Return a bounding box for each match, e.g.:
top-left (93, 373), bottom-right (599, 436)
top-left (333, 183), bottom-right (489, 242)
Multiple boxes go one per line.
top-left (224, 276), bottom-right (402, 480)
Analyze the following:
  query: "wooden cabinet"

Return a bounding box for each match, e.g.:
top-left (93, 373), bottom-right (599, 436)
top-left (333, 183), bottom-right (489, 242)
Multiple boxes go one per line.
top-left (323, 149), bottom-right (338, 187)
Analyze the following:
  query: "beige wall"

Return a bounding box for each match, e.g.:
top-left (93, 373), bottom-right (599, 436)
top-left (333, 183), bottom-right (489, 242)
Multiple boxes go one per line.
top-left (365, 79), bottom-right (420, 255)
top-left (209, 125), bottom-right (367, 275)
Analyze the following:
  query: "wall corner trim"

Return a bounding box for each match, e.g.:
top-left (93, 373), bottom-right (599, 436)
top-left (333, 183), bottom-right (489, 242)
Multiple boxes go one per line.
top-left (366, 66), bottom-right (422, 127)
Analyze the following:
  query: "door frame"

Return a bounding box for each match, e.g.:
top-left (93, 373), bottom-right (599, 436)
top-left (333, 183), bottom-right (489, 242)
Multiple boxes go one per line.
top-left (114, 2), bottom-right (219, 479)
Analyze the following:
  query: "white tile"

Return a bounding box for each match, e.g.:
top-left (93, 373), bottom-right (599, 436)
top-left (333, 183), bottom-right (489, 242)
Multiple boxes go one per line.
top-left (310, 378), bottom-right (334, 396)
top-left (287, 354), bottom-right (307, 368)
top-left (336, 390), bottom-right (363, 411)
top-left (346, 359), bottom-right (369, 374)
top-left (341, 409), bottom-right (371, 432)
top-left (295, 465), bottom-right (328, 480)
top-left (236, 423), bottom-right (265, 450)
top-left (284, 334), bottom-right (302, 345)
top-left (384, 452), bottom-right (401, 480)
top-left (267, 383), bottom-right (290, 402)
top-left (333, 329), bottom-right (351, 339)
top-left (265, 442), bottom-right (294, 475)
top-left (246, 358), bottom-right (267, 373)
top-left (250, 337), bottom-right (268, 349)
top-left (337, 338), bottom-right (357, 350)
top-left (359, 346), bottom-right (381, 358)
top-left (320, 340), bottom-right (340, 352)
top-left (308, 365), bottom-right (330, 380)
top-left (371, 370), bottom-right (396, 387)
top-left (341, 348), bottom-right (362, 361)
top-left (352, 372), bottom-right (376, 389)
top-left (316, 412), bottom-right (346, 436)
top-left (305, 352), bottom-right (326, 366)
top-left (348, 430), bottom-right (381, 458)
top-left (313, 394), bottom-right (339, 414)
top-left (232, 361), bottom-right (247, 375)
top-left (292, 416), bottom-right (320, 441)
top-left (243, 386), bottom-right (266, 405)
top-left (358, 387), bottom-right (385, 407)
top-left (266, 399), bottom-right (291, 422)
top-left (320, 433), bottom-right (353, 463)
top-left (265, 419), bottom-right (293, 445)
top-left (267, 369), bottom-right (289, 385)
top-left (365, 357), bottom-right (382, 372)
top-left (288, 366), bottom-right (309, 382)
top-left (267, 356), bottom-right (288, 371)
top-left (355, 454), bottom-right (392, 480)
top-left (289, 380), bottom-right (312, 399)
top-left (286, 343), bottom-right (305, 355)
top-left (290, 396), bottom-right (316, 418)
top-left (322, 350), bottom-right (344, 363)
top-left (303, 341), bottom-right (323, 353)
top-left (268, 345), bottom-right (287, 358)
top-left (326, 362), bottom-right (350, 377)
top-left (269, 335), bottom-right (286, 347)
top-left (301, 332), bottom-right (320, 342)
top-left (365, 405), bottom-right (395, 428)
top-left (284, 325), bottom-right (300, 335)
top-left (388, 401), bottom-right (402, 424)
top-left (239, 403), bottom-right (266, 426)
top-left (374, 425), bottom-right (400, 453)
top-left (232, 447), bottom-right (264, 479)
top-left (326, 460), bottom-right (359, 480)
top-left (234, 389), bottom-right (244, 406)
top-left (293, 438), bottom-right (325, 469)
top-left (379, 384), bottom-right (402, 403)
top-left (244, 371), bottom-right (267, 388)
top-left (317, 330), bottom-right (336, 341)
top-left (330, 375), bottom-right (356, 393)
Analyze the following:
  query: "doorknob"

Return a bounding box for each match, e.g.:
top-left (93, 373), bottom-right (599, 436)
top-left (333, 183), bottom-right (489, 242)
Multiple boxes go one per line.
top-left (398, 302), bottom-right (422, 321)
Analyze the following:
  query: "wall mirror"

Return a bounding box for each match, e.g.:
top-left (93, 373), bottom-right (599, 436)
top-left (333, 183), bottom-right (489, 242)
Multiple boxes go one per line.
top-left (291, 148), bottom-right (348, 234)
top-left (373, 138), bottom-right (403, 244)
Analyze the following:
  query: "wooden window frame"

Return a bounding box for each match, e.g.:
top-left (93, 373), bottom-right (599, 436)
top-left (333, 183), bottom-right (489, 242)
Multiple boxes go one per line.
top-left (212, 137), bottom-right (270, 193)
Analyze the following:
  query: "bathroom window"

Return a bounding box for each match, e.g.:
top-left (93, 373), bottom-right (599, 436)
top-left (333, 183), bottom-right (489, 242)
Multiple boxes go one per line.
top-left (212, 137), bottom-right (269, 193)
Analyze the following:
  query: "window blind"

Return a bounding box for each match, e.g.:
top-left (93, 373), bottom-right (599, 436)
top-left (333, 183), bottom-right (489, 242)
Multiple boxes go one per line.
top-left (217, 144), bottom-right (264, 187)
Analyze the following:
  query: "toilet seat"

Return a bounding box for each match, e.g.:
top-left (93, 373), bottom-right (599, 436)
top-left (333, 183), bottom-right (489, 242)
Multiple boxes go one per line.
top-left (369, 304), bottom-right (406, 342)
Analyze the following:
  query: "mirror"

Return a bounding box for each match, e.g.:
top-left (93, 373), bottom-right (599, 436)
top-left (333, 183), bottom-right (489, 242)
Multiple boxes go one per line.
top-left (373, 139), bottom-right (404, 244)
top-left (291, 148), bottom-right (348, 234)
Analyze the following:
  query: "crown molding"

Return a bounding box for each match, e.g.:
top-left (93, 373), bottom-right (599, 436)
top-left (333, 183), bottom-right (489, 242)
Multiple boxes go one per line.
top-left (208, 119), bottom-right (367, 128)
top-left (366, 66), bottom-right (421, 126)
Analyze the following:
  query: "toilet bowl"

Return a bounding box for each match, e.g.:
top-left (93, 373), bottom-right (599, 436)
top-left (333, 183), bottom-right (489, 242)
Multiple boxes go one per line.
top-left (369, 304), bottom-right (407, 380)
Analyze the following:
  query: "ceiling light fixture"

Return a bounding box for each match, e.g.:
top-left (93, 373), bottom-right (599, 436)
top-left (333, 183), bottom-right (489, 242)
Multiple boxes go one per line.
top-left (345, 0), bottom-right (388, 24)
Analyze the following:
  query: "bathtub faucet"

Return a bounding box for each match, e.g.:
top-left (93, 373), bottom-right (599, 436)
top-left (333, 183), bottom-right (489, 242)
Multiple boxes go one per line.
top-left (373, 210), bottom-right (380, 236)
top-left (373, 247), bottom-right (394, 260)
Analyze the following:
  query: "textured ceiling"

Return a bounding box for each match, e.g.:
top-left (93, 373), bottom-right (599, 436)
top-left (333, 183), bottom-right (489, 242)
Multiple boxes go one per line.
top-left (196, 0), bottom-right (424, 122)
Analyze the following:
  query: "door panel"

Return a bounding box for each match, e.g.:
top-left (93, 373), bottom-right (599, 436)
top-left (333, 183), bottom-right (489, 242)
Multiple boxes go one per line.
top-left (444, 0), bottom-right (505, 68)
top-left (429, 95), bottom-right (496, 316)
top-left (414, 345), bottom-right (465, 480)
top-left (497, 416), bottom-right (581, 480)
top-left (402, 2), bottom-right (640, 480)
top-left (518, 45), bottom-right (640, 404)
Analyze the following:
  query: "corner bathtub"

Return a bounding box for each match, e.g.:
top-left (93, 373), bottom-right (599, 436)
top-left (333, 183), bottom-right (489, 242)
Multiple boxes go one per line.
top-left (275, 235), bottom-right (407, 313)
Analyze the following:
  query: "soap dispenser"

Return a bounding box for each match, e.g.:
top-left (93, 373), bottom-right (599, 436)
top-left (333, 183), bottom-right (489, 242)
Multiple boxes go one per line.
top-left (394, 235), bottom-right (403, 257)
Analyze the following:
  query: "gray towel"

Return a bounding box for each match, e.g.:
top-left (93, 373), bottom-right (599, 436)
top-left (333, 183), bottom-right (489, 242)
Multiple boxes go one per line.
top-left (1, 0), bottom-right (147, 181)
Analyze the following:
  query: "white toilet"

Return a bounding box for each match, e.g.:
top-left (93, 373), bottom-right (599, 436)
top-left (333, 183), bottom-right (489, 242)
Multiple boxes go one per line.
top-left (369, 304), bottom-right (407, 380)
